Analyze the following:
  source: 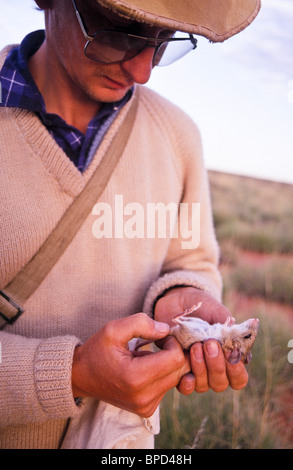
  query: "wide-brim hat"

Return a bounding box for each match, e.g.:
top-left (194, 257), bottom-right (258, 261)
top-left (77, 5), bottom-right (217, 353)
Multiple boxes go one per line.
top-left (96, 0), bottom-right (261, 42)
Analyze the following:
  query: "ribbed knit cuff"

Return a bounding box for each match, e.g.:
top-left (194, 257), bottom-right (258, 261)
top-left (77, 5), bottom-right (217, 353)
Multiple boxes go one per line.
top-left (143, 270), bottom-right (222, 317)
top-left (34, 336), bottom-right (82, 419)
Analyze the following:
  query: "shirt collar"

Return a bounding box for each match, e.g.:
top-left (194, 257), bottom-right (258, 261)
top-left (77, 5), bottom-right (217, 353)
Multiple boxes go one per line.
top-left (0, 29), bottom-right (132, 117)
top-left (0, 30), bottom-right (133, 172)
top-left (0, 30), bottom-right (47, 112)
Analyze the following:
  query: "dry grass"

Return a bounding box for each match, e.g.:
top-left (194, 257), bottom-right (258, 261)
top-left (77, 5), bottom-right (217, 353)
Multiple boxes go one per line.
top-left (227, 258), bottom-right (293, 306)
top-left (209, 171), bottom-right (293, 254)
top-left (156, 303), bottom-right (293, 449)
top-left (156, 171), bottom-right (293, 450)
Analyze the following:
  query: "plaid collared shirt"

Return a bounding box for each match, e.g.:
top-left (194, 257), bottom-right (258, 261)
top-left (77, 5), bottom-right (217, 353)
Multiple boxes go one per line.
top-left (0, 30), bottom-right (131, 172)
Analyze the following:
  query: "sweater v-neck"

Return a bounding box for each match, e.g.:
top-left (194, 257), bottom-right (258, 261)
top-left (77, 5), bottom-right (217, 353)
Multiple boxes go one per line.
top-left (0, 33), bottom-right (132, 172)
top-left (9, 94), bottom-right (135, 200)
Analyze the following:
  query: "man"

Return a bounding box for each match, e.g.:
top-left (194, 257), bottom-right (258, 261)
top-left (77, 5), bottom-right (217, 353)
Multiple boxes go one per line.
top-left (0, 0), bottom-right (260, 449)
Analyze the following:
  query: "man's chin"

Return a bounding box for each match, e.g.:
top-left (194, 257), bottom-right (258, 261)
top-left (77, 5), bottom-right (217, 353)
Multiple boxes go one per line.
top-left (88, 86), bottom-right (131, 105)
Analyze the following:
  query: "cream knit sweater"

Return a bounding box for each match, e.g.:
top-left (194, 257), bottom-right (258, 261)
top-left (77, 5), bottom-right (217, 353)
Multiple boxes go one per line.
top-left (0, 47), bottom-right (222, 448)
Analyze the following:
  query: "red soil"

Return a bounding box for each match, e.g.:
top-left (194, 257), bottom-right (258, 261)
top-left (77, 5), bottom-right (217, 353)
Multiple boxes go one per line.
top-left (221, 250), bottom-right (293, 447)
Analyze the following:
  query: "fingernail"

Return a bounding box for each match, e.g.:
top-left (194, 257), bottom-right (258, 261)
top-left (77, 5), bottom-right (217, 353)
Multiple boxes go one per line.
top-left (192, 345), bottom-right (204, 362)
top-left (154, 321), bottom-right (170, 334)
top-left (185, 378), bottom-right (195, 391)
top-left (206, 340), bottom-right (219, 358)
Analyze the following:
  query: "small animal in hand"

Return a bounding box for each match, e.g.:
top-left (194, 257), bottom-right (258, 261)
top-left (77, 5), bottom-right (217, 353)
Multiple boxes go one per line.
top-left (171, 302), bottom-right (259, 364)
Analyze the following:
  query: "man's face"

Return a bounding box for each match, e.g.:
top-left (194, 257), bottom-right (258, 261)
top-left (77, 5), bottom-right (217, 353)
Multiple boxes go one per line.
top-left (45, 0), bottom-right (165, 104)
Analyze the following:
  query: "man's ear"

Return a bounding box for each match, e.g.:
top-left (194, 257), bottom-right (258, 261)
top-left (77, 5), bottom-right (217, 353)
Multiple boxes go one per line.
top-left (34, 0), bottom-right (51, 9)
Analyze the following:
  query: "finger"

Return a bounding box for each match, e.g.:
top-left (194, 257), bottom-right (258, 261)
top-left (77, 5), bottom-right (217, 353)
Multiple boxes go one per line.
top-left (126, 351), bottom-right (191, 417)
top-left (106, 312), bottom-right (170, 346)
top-left (131, 349), bottom-right (154, 357)
top-left (203, 340), bottom-right (229, 392)
top-left (131, 336), bottom-right (191, 390)
top-left (136, 336), bottom-right (190, 378)
top-left (190, 343), bottom-right (209, 393)
top-left (194, 293), bottom-right (231, 325)
top-left (177, 373), bottom-right (196, 395)
top-left (225, 353), bottom-right (249, 390)
top-left (146, 357), bottom-right (191, 403)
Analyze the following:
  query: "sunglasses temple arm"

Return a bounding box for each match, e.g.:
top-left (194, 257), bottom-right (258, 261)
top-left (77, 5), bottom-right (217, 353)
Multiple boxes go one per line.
top-left (72, 0), bottom-right (93, 41)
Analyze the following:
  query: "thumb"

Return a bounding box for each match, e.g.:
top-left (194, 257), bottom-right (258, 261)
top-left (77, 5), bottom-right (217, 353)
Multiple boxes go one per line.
top-left (110, 312), bottom-right (170, 347)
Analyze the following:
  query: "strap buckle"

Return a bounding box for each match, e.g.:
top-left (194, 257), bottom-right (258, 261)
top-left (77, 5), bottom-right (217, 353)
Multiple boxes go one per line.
top-left (0, 290), bottom-right (24, 328)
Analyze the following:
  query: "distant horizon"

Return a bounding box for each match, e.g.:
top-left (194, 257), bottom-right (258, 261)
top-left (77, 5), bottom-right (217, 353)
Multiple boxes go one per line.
top-left (207, 168), bottom-right (293, 187)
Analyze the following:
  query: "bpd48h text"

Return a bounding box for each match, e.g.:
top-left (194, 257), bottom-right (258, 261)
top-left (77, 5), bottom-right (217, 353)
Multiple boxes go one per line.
top-left (101, 454), bottom-right (192, 467)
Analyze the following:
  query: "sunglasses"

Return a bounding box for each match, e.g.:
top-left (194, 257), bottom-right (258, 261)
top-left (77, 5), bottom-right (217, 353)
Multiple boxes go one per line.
top-left (72, 0), bottom-right (198, 66)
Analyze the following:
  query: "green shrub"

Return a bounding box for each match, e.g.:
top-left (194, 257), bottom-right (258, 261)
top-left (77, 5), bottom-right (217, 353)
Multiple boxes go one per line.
top-left (228, 260), bottom-right (293, 306)
top-left (209, 171), bottom-right (293, 255)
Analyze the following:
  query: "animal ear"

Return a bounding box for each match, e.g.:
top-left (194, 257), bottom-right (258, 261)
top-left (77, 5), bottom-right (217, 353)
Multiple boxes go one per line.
top-left (244, 352), bottom-right (252, 364)
top-left (224, 316), bottom-right (235, 327)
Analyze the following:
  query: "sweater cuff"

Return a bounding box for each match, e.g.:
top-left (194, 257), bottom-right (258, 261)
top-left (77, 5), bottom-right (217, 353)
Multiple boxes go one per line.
top-left (34, 336), bottom-right (82, 419)
top-left (143, 270), bottom-right (222, 317)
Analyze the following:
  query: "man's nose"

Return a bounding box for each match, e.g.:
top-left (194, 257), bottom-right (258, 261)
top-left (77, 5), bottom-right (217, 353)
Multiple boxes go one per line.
top-left (121, 47), bottom-right (155, 84)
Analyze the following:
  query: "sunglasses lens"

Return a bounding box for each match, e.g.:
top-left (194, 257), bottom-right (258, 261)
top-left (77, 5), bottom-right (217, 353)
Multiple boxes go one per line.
top-left (154, 34), bottom-right (197, 67)
top-left (85, 31), bottom-right (147, 63)
top-left (85, 31), bottom-right (197, 66)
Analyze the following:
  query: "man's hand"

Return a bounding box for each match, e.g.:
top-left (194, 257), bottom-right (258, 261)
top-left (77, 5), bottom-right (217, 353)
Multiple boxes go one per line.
top-left (72, 312), bottom-right (191, 417)
top-left (154, 287), bottom-right (249, 395)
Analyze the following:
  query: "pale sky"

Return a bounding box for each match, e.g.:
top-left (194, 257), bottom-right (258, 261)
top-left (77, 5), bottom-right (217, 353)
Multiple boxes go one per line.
top-left (0, 0), bottom-right (292, 184)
